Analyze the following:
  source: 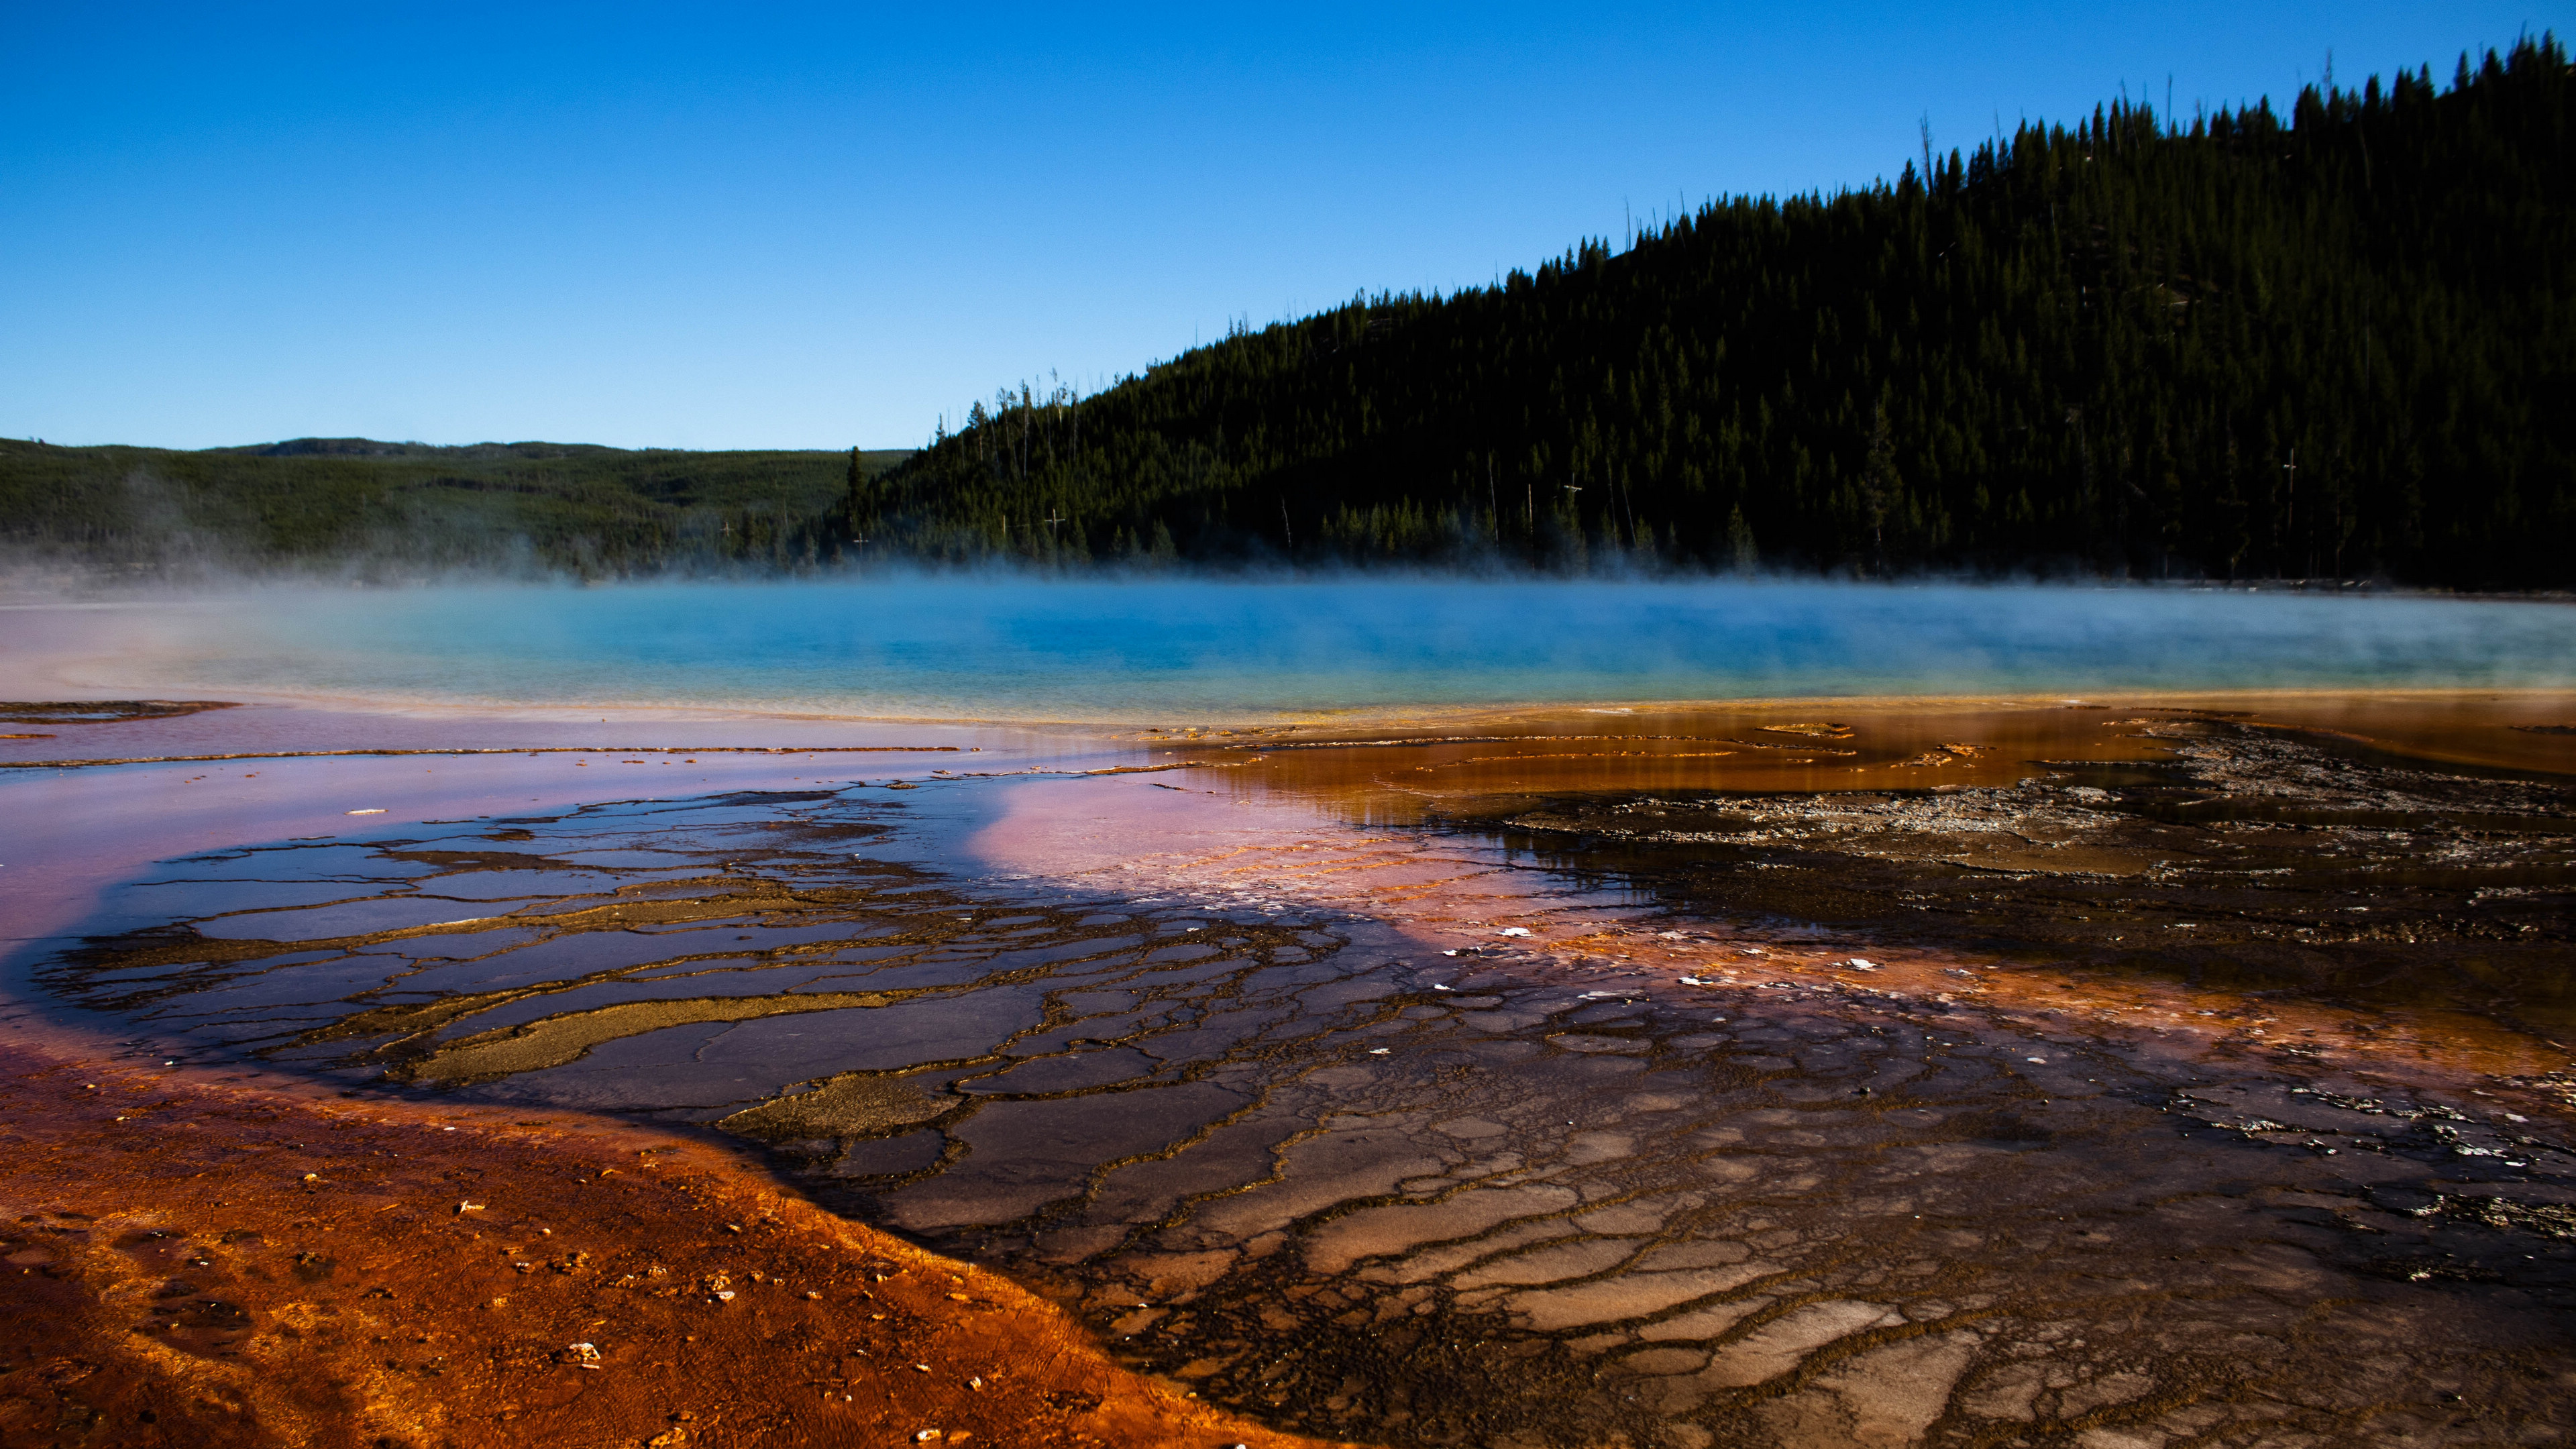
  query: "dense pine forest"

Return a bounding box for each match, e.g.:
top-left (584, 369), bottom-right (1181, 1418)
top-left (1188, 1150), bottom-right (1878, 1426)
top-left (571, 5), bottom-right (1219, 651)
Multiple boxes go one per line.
top-left (853, 38), bottom-right (2571, 586)
top-left (4, 40), bottom-right (2566, 586)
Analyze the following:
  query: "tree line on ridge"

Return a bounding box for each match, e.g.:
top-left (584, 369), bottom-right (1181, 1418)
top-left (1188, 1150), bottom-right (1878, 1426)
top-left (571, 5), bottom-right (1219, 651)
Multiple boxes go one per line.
top-left (845, 37), bottom-right (2571, 588)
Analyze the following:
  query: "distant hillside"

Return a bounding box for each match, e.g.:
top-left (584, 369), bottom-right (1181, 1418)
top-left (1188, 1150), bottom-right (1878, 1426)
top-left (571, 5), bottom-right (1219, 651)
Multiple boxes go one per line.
top-left (0, 438), bottom-right (912, 577)
top-left (853, 38), bottom-right (2572, 587)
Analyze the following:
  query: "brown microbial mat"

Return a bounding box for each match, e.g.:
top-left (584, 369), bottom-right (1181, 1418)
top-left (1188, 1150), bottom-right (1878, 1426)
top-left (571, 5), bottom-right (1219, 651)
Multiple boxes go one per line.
top-left (1143, 692), bottom-right (2576, 820)
top-left (24, 691), bottom-right (2576, 1448)
top-left (0, 699), bottom-right (238, 726)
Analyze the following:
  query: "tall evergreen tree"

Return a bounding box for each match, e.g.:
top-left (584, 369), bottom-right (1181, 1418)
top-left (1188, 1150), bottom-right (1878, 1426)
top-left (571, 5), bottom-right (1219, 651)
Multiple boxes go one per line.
top-left (844, 446), bottom-right (868, 541)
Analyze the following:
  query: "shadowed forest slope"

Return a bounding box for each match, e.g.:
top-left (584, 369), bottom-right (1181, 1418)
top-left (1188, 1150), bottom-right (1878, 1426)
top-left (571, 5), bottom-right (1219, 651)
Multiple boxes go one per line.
top-left (856, 38), bottom-right (2571, 586)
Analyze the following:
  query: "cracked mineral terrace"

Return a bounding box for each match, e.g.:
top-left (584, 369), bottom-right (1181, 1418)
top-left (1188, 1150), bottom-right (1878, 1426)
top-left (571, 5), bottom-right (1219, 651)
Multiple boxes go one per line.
top-left (5, 693), bottom-right (2575, 1447)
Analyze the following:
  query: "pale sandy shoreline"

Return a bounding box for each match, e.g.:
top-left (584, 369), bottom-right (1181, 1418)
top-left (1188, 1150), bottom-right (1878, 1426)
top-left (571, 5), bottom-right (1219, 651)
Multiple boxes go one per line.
top-left (7, 682), bottom-right (2573, 757)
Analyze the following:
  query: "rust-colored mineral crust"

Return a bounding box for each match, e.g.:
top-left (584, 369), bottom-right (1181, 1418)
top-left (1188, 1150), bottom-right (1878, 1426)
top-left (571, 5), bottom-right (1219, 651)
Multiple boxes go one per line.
top-left (0, 1039), bottom-right (1340, 1449)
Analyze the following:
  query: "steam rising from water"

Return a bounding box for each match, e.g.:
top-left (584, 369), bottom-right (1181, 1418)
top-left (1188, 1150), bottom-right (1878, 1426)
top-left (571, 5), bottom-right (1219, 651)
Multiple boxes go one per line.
top-left (25, 579), bottom-right (2576, 722)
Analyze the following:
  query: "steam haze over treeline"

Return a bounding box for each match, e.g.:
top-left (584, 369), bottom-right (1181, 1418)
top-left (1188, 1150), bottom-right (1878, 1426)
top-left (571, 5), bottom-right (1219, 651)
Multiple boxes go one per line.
top-left (6, 40), bottom-right (2567, 588)
top-left (0, 437), bottom-right (913, 581)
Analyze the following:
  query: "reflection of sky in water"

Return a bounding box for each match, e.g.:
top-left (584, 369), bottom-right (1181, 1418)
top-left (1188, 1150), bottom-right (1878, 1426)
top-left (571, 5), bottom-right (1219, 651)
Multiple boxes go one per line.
top-left (150, 580), bottom-right (2576, 721)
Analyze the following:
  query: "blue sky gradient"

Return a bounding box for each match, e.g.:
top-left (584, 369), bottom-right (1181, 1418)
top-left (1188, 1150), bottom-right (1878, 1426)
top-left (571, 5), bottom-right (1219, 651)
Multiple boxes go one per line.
top-left (5, 2), bottom-right (2563, 451)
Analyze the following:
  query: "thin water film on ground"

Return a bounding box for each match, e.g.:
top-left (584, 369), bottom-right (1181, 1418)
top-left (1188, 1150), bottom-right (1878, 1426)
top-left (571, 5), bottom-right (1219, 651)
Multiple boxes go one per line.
top-left (37, 748), bottom-right (2576, 1448)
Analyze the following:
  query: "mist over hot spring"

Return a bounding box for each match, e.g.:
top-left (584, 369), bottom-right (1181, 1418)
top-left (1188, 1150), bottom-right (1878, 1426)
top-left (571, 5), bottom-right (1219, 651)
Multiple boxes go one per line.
top-left (15, 577), bottom-right (2570, 724)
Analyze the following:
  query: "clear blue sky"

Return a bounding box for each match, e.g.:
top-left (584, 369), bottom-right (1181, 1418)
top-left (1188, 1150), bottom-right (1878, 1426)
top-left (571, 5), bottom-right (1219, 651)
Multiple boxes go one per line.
top-left (5, 2), bottom-right (2561, 452)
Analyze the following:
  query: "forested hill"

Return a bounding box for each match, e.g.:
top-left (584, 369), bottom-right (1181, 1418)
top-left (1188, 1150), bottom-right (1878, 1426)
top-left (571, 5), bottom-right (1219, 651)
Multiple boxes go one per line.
top-left (853, 38), bottom-right (2573, 587)
top-left (0, 437), bottom-right (910, 576)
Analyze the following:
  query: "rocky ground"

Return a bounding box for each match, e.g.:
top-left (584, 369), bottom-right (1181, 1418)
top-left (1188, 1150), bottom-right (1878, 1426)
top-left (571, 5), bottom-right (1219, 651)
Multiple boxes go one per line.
top-left (1486, 714), bottom-right (2576, 1032)
top-left (13, 704), bottom-right (2576, 1448)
